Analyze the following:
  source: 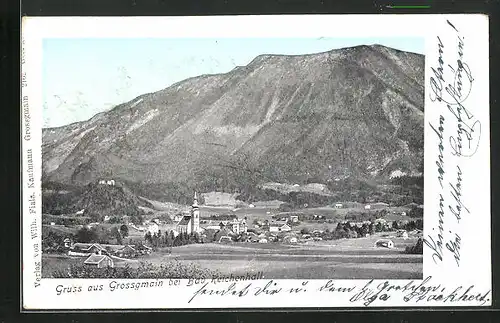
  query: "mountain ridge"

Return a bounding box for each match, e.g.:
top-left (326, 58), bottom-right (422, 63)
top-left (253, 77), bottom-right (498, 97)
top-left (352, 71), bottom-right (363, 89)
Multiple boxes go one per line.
top-left (42, 44), bottom-right (425, 198)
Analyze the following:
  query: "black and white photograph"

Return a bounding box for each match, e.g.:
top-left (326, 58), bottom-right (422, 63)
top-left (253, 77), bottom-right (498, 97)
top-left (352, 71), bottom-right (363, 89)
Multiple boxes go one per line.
top-left (21, 15), bottom-right (490, 309)
top-left (40, 37), bottom-right (424, 280)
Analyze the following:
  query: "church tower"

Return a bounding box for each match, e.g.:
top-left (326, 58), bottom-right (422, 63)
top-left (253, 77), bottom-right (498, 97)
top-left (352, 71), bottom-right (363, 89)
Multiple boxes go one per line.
top-left (191, 191), bottom-right (200, 233)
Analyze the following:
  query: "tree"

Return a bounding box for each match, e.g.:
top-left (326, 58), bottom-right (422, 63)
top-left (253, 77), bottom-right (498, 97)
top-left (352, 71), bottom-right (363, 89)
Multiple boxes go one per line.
top-left (76, 227), bottom-right (98, 243)
top-left (119, 224), bottom-right (129, 238)
top-left (300, 228), bottom-right (310, 235)
top-left (360, 223), bottom-right (370, 236)
top-left (347, 229), bottom-right (358, 239)
top-left (144, 231), bottom-right (153, 244)
top-left (164, 231), bottom-right (173, 246)
top-left (369, 223), bottom-right (375, 235)
top-left (111, 227), bottom-right (123, 245)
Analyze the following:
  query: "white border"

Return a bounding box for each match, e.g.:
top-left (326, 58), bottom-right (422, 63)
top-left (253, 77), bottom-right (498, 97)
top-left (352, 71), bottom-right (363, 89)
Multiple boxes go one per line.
top-left (21, 14), bottom-right (490, 309)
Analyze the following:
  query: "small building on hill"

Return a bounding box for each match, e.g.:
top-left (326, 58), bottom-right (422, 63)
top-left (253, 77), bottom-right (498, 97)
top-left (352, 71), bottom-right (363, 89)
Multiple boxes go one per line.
top-left (84, 254), bottom-right (114, 268)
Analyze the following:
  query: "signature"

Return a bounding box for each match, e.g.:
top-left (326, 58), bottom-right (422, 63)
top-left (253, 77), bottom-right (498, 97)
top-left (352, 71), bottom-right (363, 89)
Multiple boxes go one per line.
top-left (429, 20), bottom-right (481, 158)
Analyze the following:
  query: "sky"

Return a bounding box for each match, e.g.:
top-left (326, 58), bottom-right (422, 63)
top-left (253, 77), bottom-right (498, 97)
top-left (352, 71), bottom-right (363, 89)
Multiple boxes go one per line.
top-left (43, 37), bottom-right (424, 128)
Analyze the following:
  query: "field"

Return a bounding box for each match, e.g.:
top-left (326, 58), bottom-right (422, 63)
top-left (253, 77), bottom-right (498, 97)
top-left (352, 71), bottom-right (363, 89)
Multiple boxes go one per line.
top-left (114, 233), bottom-right (421, 279)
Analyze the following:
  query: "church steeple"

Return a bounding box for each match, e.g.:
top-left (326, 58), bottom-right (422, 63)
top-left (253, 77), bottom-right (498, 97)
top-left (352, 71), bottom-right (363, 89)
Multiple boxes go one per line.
top-left (191, 191), bottom-right (200, 233)
top-left (192, 191), bottom-right (199, 208)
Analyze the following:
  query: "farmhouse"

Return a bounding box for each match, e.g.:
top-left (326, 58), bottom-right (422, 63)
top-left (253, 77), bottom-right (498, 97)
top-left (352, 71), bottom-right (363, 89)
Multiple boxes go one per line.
top-left (84, 254), bottom-right (114, 268)
top-left (71, 243), bottom-right (105, 255)
top-left (397, 230), bottom-right (409, 240)
top-left (375, 239), bottom-right (394, 249)
top-left (115, 245), bottom-right (137, 258)
top-left (335, 203), bottom-right (343, 209)
top-left (98, 179), bottom-right (115, 186)
top-left (269, 222), bottom-right (291, 233)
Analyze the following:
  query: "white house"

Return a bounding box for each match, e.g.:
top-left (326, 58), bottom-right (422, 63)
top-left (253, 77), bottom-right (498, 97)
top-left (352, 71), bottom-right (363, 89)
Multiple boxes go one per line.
top-left (375, 239), bottom-right (394, 249)
top-left (76, 209), bottom-right (85, 215)
top-left (229, 218), bottom-right (247, 234)
top-left (147, 223), bottom-right (160, 235)
top-left (335, 203), bottom-right (343, 209)
top-left (269, 222), bottom-right (291, 233)
top-left (364, 205), bottom-right (371, 210)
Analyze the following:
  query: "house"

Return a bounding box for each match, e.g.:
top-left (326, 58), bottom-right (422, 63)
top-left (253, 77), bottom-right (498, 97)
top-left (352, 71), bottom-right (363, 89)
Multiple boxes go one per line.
top-left (375, 239), bottom-right (394, 249)
top-left (269, 222), bottom-right (291, 233)
top-left (147, 223), bottom-right (160, 235)
top-left (76, 209), bottom-right (85, 215)
top-left (219, 236), bottom-right (232, 243)
top-left (63, 238), bottom-right (73, 248)
top-left (401, 212), bottom-right (407, 216)
top-left (71, 243), bottom-right (105, 255)
top-left (283, 236), bottom-right (298, 244)
top-left (364, 205), bottom-right (371, 210)
top-left (258, 238), bottom-right (268, 243)
top-left (248, 204), bottom-right (255, 208)
top-left (229, 218), bottom-right (247, 234)
top-left (115, 245), bottom-right (137, 258)
top-left (104, 215), bottom-right (110, 222)
top-left (397, 230), bottom-right (409, 240)
top-left (50, 222), bottom-right (55, 226)
top-left (289, 215), bottom-right (299, 223)
top-left (84, 254), bottom-right (114, 268)
top-left (335, 203), bottom-right (343, 209)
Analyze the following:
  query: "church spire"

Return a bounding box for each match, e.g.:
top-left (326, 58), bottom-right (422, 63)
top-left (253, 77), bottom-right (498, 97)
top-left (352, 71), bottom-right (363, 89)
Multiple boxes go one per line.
top-left (192, 191), bottom-right (199, 207)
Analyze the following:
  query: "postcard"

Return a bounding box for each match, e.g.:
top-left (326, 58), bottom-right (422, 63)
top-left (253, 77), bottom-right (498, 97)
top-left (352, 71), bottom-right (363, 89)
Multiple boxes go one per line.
top-left (21, 14), bottom-right (490, 310)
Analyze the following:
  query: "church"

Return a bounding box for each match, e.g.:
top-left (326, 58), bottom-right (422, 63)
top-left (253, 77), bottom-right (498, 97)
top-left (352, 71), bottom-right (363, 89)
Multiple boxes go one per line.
top-left (177, 192), bottom-right (201, 235)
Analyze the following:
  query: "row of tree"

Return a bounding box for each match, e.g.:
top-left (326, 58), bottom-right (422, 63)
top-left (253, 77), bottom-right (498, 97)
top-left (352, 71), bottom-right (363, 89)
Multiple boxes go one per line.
top-left (144, 230), bottom-right (201, 248)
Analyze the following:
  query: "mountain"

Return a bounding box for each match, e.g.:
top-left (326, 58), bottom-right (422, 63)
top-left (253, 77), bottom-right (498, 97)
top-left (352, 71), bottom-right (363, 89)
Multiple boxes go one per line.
top-left (42, 44), bottom-right (424, 199)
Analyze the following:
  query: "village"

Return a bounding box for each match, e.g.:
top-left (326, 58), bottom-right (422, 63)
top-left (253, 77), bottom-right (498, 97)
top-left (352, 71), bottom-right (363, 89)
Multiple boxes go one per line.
top-left (43, 184), bottom-right (423, 272)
